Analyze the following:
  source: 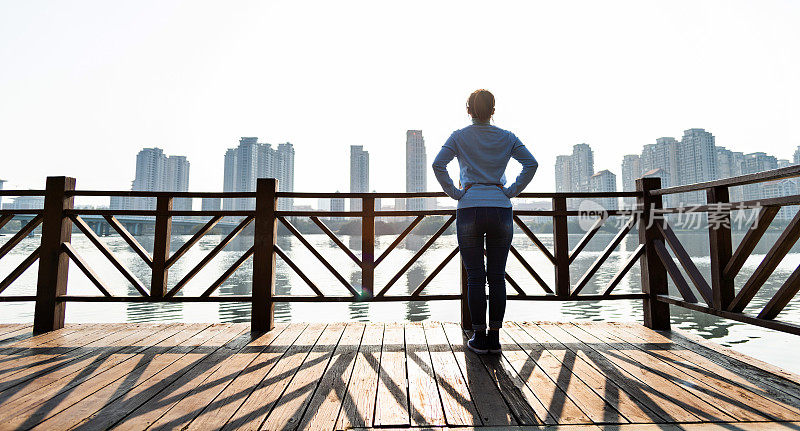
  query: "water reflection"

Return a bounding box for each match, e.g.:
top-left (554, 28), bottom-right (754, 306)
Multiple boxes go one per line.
top-left (125, 285), bottom-right (183, 323)
top-left (404, 234), bottom-right (427, 252)
top-left (2, 229), bottom-right (800, 373)
top-left (348, 272), bottom-right (368, 321)
top-left (217, 272), bottom-right (250, 323)
top-left (405, 264), bottom-right (430, 322)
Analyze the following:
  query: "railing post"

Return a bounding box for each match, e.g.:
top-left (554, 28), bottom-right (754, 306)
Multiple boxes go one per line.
top-left (460, 257), bottom-right (471, 330)
top-left (552, 196), bottom-right (570, 297)
top-left (150, 196), bottom-right (172, 298)
top-left (252, 178), bottom-right (278, 332)
top-left (637, 177), bottom-right (670, 330)
top-left (361, 196), bottom-right (375, 299)
top-left (707, 185), bottom-right (733, 310)
top-left (33, 176), bottom-right (75, 333)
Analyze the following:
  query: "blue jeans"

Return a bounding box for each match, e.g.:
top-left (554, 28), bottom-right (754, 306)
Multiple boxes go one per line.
top-left (456, 207), bottom-right (513, 331)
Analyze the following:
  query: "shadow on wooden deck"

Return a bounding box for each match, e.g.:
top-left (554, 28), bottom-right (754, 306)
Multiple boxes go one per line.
top-left (0, 322), bottom-right (800, 430)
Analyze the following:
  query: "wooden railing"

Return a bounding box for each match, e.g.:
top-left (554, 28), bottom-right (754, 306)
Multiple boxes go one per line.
top-left (644, 165), bottom-right (800, 336)
top-left (2, 166), bottom-right (800, 335)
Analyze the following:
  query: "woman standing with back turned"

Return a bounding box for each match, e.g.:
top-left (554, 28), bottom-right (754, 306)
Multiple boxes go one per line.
top-left (432, 89), bottom-right (538, 354)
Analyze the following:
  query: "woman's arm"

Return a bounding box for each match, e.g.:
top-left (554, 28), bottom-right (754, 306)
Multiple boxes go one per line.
top-left (431, 137), bottom-right (465, 200)
top-left (503, 136), bottom-right (538, 198)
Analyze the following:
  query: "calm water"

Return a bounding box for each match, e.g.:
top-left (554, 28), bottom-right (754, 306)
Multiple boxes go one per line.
top-left (1, 223), bottom-right (799, 373)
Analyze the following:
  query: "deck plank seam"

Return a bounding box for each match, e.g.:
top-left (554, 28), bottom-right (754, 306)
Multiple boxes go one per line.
top-left (8, 323), bottom-right (217, 430)
top-left (0, 323), bottom-right (140, 388)
top-left (421, 321), bottom-right (481, 427)
top-left (219, 323), bottom-right (317, 430)
top-left (516, 322), bottom-right (663, 424)
top-left (655, 328), bottom-right (800, 407)
top-left (617, 324), bottom-right (800, 416)
top-left (440, 322), bottom-right (519, 427)
top-left (106, 324), bottom-right (252, 429)
top-left (252, 323), bottom-right (331, 430)
top-left (291, 322), bottom-right (354, 430)
top-left (533, 323), bottom-right (683, 423)
top-left (456, 325), bottom-right (548, 425)
top-left (1, 323), bottom-right (799, 429)
top-left (567, 322), bottom-right (741, 423)
top-left (604, 322), bottom-right (800, 421)
top-left (189, 323), bottom-right (309, 430)
top-left (559, 321), bottom-right (719, 423)
top-left (496, 325), bottom-right (580, 424)
top-left (321, 323), bottom-right (367, 430)
top-left (585, 322), bottom-right (784, 422)
top-left (145, 323), bottom-right (293, 430)
top-left (0, 323), bottom-right (187, 414)
top-left (506, 322), bottom-right (631, 425)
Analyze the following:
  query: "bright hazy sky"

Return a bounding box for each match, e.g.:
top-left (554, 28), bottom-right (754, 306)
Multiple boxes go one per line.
top-left (2, 1), bottom-right (799, 195)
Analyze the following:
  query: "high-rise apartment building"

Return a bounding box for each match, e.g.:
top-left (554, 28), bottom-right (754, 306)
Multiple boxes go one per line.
top-left (330, 192), bottom-right (345, 220)
top-left (641, 168), bottom-right (670, 208)
top-left (763, 179), bottom-right (799, 221)
top-left (589, 170), bottom-right (618, 211)
top-left (350, 145), bottom-right (369, 211)
top-left (639, 131), bottom-right (716, 207)
top-left (406, 130), bottom-right (427, 211)
top-left (131, 147), bottom-right (166, 193)
top-left (741, 152), bottom-right (778, 201)
top-left (716, 146), bottom-right (745, 201)
top-left (794, 147), bottom-right (800, 165)
top-left (201, 197), bottom-right (221, 212)
top-left (165, 155), bottom-right (191, 211)
top-left (4, 196), bottom-right (44, 210)
top-left (642, 168), bottom-right (669, 188)
top-left (570, 144), bottom-right (594, 193)
top-left (641, 137), bottom-right (679, 193)
top-left (716, 147), bottom-right (744, 179)
top-left (222, 148), bottom-right (237, 211)
top-left (112, 148), bottom-right (191, 211)
top-left (620, 154), bottom-right (641, 208)
top-left (554, 144), bottom-right (594, 209)
top-left (222, 138), bottom-right (295, 211)
top-left (330, 194), bottom-right (345, 212)
top-left (553, 143), bottom-right (594, 192)
top-left (554, 155), bottom-right (573, 193)
top-left (275, 143), bottom-right (295, 211)
top-left (677, 128), bottom-right (717, 205)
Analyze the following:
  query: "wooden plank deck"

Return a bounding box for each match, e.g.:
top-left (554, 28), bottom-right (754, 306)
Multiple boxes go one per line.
top-left (0, 322), bottom-right (799, 430)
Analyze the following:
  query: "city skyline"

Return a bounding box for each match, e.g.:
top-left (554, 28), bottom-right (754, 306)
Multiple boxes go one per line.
top-left (617, 128), bottom-right (800, 219)
top-left (6, 130), bottom-right (800, 212)
top-left (110, 147), bottom-right (190, 211)
top-left (222, 137), bottom-right (295, 211)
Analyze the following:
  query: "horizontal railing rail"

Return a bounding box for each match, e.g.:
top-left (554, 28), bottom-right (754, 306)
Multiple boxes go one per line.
top-left (651, 164), bottom-right (800, 196)
top-left (64, 190), bottom-right (639, 199)
top-left (1, 167), bottom-right (799, 335)
top-left (0, 190), bottom-right (46, 196)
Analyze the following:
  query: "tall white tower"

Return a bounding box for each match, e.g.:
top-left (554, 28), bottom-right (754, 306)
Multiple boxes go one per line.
top-left (222, 138), bottom-right (295, 211)
top-left (350, 145), bottom-right (369, 211)
top-left (620, 154), bottom-right (641, 208)
top-left (405, 130), bottom-right (427, 211)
